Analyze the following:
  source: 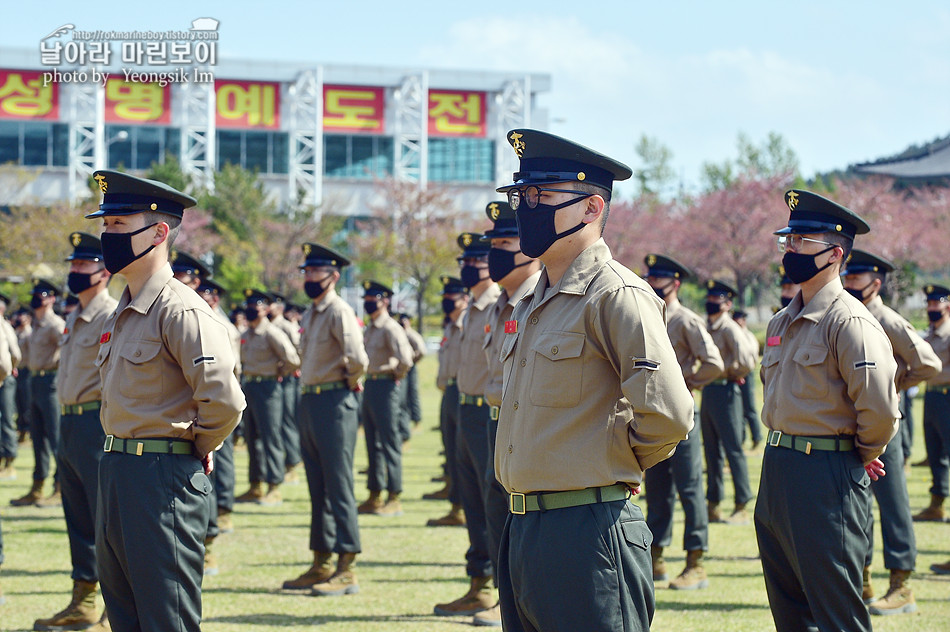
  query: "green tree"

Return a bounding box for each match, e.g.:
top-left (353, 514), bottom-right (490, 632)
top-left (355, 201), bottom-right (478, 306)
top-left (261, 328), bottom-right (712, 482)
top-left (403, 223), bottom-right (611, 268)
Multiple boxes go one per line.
top-left (633, 135), bottom-right (675, 196)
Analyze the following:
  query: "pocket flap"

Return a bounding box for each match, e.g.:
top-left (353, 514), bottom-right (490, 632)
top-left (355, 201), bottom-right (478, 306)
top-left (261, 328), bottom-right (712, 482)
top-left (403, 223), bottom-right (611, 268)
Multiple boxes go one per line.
top-left (188, 471), bottom-right (212, 495)
top-left (118, 339), bottom-right (162, 365)
top-left (500, 331), bottom-right (519, 363)
top-left (534, 331), bottom-right (584, 361)
top-left (761, 346), bottom-right (781, 368)
top-left (620, 519), bottom-right (652, 550)
top-left (850, 466), bottom-right (870, 489)
top-left (792, 345), bottom-right (827, 367)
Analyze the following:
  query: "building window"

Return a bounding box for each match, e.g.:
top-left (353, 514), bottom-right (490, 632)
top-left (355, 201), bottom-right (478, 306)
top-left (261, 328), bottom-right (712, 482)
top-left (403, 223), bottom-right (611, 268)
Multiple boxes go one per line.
top-left (0, 121), bottom-right (68, 167)
top-left (428, 138), bottom-right (495, 183)
top-left (323, 134), bottom-right (393, 179)
top-left (216, 130), bottom-right (289, 174)
top-left (106, 125), bottom-right (181, 171)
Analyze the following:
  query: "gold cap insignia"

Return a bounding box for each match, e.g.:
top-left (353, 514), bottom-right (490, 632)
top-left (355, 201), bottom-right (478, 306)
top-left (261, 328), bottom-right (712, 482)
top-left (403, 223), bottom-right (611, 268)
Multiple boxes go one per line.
top-left (462, 233), bottom-right (473, 247)
top-left (927, 285), bottom-right (934, 293)
top-left (707, 280), bottom-right (715, 289)
top-left (244, 288), bottom-right (253, 297)
top-left (170, 251), bottom-right (178, 262)
top-left (646, 254), bottom-right (656, 266)
top-left (786, 191), bottom-right (799, 211)
top-left (835, 224), bottom-right (842, 232)
top-left (509, 131), bottom-right (526, 158)
top-left (71, 233), bottom-right (81, 247)
top-left (363, 281), bottom-right (371, 290)
top-left (577, 172), bottom-right (586, 181)
top-left (303, 243), bottom-right (312, 256)
top-left (441, 276), bottom-right (449, 285)
top-left (150, 203), bottom-right (157, 210)
top-left (488, 203), bottom-right (500, 220)
top-left (93, 174), bottom-right (107, 193)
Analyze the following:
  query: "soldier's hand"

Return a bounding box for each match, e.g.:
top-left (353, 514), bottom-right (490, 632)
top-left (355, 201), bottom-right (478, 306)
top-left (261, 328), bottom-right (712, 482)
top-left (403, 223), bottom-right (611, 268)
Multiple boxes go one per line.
top-left (352, 382), bottom-right (364, 393)
top-left (628, 484), bottom-right (641, 496)
top-left (864, 458), bottom-right (885, 481)
top-left (202, 451), bottom-right (215, 475)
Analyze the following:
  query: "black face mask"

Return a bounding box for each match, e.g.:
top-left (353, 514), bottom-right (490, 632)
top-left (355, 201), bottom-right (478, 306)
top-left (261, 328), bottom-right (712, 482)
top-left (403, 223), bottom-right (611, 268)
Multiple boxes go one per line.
top-left (488, 248), bottom-right (531, 282)
top-left (363, 299), bottom-right (379, 316)
top-left (845, 281), bottom-right (874, 303)
top-left (100, 223), bottom-right (158, 274)
top-left (781, 246), bottom-right (835, 284)
top-left (928, 310), bottom-right (944, 323)
top-left (30, 295), bottom-right (44, 309)
top-left (705, 301), bottom-right (723, 316)
top-left (515, 196), bottom-right (591, 259)
top-left (460, 264), bottom-right (488, 289)
top-left (67, 269), bottom-right (102, 295)
top-left (442, 297), bottom-right (458, 315)
top-left (780, 296), bottom-right (793, 308)
top-left (244, 307), bottom-right (264, 323)
top-left (652, 281), bottom-right (674, 300)
top-left (304, 276), bottom-right (332, 299)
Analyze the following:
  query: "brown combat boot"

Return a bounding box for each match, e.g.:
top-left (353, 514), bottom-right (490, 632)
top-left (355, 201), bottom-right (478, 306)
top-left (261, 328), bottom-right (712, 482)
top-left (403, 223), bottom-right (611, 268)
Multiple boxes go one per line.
top-left (284, 464), bottom-right (300, 484)
top-left (257, 483), bottom-right (282, 506)
top-left (422, 481), bottom-right (451, 501)
top-left (35, 481), bottom-right (62, 508)
top-left (912, 494), bottom-right (945, 522)
top-left (669, 550), bottom-right (709, 590)
top-left (311, 553), bottom-right (359, 596)
top-left (33, 579), bottom-right (99, 630)
top-left (357, 491), bottom-right (383, 514)
top-left (912, 456), bottom-right (929, 467)
top-left (283, 551), bottom-right (334, 590)
top-left (434, 576), bottom-right (494, 616)
top-left (651, 545), bottom-right (668, 582)
top-left (869, 569), bottom-right (917, 615)
top-left (204, 537), bottom-right (219, 576)
top-left (0, 457), bottom-right (16, 480)
top-left (10, 479), bottom-right (43, 506)
top-left (235, 481), bottom-right (263, 503)
top-left (426, 504), bottom-right (465, 527)
top-left (862, 566), bottom-right (874, 604)
top-left (725, 502), bottom-right (750, 525)
top-left (707, 502), bottom-right (723, 523)
top-left (472, 602), bottom-right (502, 627)
top-left (375, 492), bottom-right (403, 516)
top-left (86, 612), bottom-right (111, 631)
top-left (930, 559), bottom-right (950, 574)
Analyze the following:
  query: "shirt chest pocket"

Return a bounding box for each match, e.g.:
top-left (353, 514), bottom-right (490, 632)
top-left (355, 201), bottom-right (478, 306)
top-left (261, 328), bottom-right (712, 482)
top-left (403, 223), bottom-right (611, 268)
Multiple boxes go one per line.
top-left (790, 344), bottom-right (829, 399)
top-left (117, 339), bottom-right (164, 400)
top-left (529, 331), bottom-right (585, 408)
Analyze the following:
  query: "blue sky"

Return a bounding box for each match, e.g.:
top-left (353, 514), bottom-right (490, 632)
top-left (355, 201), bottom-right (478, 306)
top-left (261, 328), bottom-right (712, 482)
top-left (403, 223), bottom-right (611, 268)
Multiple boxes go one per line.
top-left (2, 1), bottom-right (948, 197)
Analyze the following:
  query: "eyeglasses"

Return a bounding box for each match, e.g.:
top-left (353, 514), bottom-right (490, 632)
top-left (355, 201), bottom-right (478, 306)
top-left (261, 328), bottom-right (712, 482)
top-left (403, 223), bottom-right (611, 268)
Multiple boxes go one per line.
top-left (507, 186), bottom-right (592, 210)
top-left (777, 235), bottom-right (837, 253)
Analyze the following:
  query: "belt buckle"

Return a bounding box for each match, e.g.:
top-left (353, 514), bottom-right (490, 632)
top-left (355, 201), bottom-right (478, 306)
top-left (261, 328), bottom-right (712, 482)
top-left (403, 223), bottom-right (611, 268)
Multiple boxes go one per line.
top-left (476, 397), bottom-right (483, 407)
top-left (509, 492), bottom-right (526, 515)
top-left (314, 385), bottom-right (321, 394)
top-left (490, 406), bottom-right (499, 421)
top-left (768, 430), bottom-right (782, 447)
top-left (103, 435), bottom-right (115, 452)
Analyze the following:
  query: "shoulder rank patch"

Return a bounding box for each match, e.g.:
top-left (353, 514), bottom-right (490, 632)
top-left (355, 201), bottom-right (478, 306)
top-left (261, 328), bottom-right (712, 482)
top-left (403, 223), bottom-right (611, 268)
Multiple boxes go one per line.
top-left (193, 355), bottom-right (216, 367)
top-left (633, 358), bottom-right (659, 370)
top-left (854, 360), bottom-right (877, 370)
top-left (504, 320), bottom-right (517, 334)
top-left (99, 332), bottom-right (111, 344)
top-left (766, 336), bottom-right (781, 347)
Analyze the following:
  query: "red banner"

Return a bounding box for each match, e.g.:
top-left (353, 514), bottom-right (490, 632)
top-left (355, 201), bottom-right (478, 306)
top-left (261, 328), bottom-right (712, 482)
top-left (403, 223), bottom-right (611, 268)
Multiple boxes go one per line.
top-left (216, 80), bottom-right (280, 129)
top-left (428, 90), bottom-right (486, 137)
top-left (105, 79), bottom-right (171, 124)
top-left (323, 85), bottom-right (385, 134)
top-left (0, 69), bottom-right (59, 120)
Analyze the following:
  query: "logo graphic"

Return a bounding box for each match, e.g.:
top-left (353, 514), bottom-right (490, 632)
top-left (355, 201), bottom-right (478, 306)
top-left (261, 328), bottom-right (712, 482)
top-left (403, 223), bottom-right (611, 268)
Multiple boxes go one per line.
top-left (509, 131), bottom-right (525, 157)
top-left (786, 191), bottom-right (799, 211)
top-left (71, 233), bottom-right (82, 247)
top-left (488, 203), bottom-right (500, 220)
top-left (94, 173), bottom-right (107, 193)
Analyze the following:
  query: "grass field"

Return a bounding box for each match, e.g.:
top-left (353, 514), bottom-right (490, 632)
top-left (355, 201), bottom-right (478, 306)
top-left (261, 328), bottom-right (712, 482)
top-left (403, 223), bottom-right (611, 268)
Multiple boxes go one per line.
top-left (1, 358), bottom-right (948, 631)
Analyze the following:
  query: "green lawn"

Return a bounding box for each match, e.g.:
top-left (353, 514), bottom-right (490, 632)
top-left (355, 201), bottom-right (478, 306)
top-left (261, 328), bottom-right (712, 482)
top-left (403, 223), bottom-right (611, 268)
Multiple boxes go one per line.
top-left (1, 359), bottom-right (948, 631)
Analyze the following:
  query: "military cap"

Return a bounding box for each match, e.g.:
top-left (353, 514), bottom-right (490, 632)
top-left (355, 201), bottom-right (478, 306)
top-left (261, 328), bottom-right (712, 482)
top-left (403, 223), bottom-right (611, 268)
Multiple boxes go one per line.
top-left (495, 128), bottom-right (632, 195)
top-left (299, 242), bottom-right (350, 269)
top-left (31, 278), bottom-right (61, 296)
top-left (843, 249), bottom-right (895, 276)
top-left (733, 310), bottom-right (748, 320)
top-left (705, 279), bottom-right (738, 299)
top-left (644, 254), bottom-right (692, 280)
top-left (778, 264), bottom-right (795, 287)
top-left (64, 294), bottom-right (80, 307)
top-left (362, 280), bottom-right (393, 298)
top-left (86, 169), bottom-right (197, 219)
top-left (774, 189), bottom-right (869, 240)
top-left (457, 232), bottom-right (490, 259)
top-left (198, 278), bottom-right (227, 296)
top-left (170, 250), bottom-right (211, 279)
top-left (285, 303), bottom-right (305, 315)
top-left (243, 288), bottom-right (272, 305)
top-left (270, 292), bottom-right (288, 304)
top-left (64, 232), bottom-right (103, 262)
top-left (923, 284), bottom-right (950, 301)
top-left (482, 201), bottom-right (518, 239)
top-left (441, 276), bottom-right (468, 295)
top-left (0, 291), bottom-right (12, 305)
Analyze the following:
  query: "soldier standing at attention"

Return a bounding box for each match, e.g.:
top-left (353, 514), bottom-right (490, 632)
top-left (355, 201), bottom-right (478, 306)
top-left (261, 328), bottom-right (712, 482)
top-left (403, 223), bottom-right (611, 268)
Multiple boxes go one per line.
top-left (0, 292), bottom-right (21, 480)
top-left (13, 310), bottom-right (33, 445)
top-left (10, 279), bottom-right (64, 507)
top-left (433, 232), bottom-right (502, 618)
top-left (756, 189), bottom-right (898, 632)
top-left (397, 312), bottom-right (426, 443)
top-left (732, 310), bottom-right (763, 449)
top-left (32, 233), bottom-right (116, 631)
top-left (268, 293), bottom-right (303, 484)
top-left (424, 277), bottom-right (469, 527)
top-left (494, 129), bottom-right (694, 632)
top-left (236, 289), bottom-right (300, 506)
top-left (87, 169), bottom-right (245, 631)
top-left (644, 255), bottom-right (724, 591)
top-left (701, 279), bottom-right (757, 524)
top-left (842, 250), bottom-right (940, 614)
top-left (282, 244), bottom-right (368, 596)
top-left (357, 281), bottom-right (413, 516)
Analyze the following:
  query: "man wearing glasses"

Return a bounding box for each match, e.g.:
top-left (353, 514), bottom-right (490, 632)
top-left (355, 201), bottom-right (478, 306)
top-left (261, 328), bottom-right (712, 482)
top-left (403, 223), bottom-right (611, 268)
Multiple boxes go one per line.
top-left (494, 129), bottom-right (694, 632)
top-left (756, 190), bottom-right (898, 632)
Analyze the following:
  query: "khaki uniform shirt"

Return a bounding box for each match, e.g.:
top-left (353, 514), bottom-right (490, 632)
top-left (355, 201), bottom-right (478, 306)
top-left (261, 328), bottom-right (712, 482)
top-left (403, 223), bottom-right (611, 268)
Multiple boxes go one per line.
top-left (666, 301), bottom-right (724, 391)
top-left (28, 309), bottom-right (65, 372)
top-left (241, 318), bottom-right (301, 377)
top-left (364, 312), bottom-right (413, 380)
top-left (436, 313), bottom-right (464, 390)
top-left (271, 314), bottom-right (301, 376)
top-left (865, 295), bottom-right (941, 391)
top-left (58, 290), bottom-right (118, 405)
top-left (484, 271), bottom-right (542, 407)
top-left (0, 318), bottom-right (16, 379)
top-left (299, 292), bottom-right (368, 389)
top-left (457, 283), bottom-right (502, 397)
top-left (17, 325), bottom-right (31, 369)
top-left (96, 265), bottom-right (246, 457)
top-left (707, 313), bottom-right (757, 381)
top-left (760, 278), bottom-right (899, 463)
top-left (496, 239), bottom-right (694, 493)
top-left (405, 326), bottom-right (426, 364)
top-left (925, 318), bottom-right (950, 387)
top-left (213, 305), bottom-right (242, 377)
